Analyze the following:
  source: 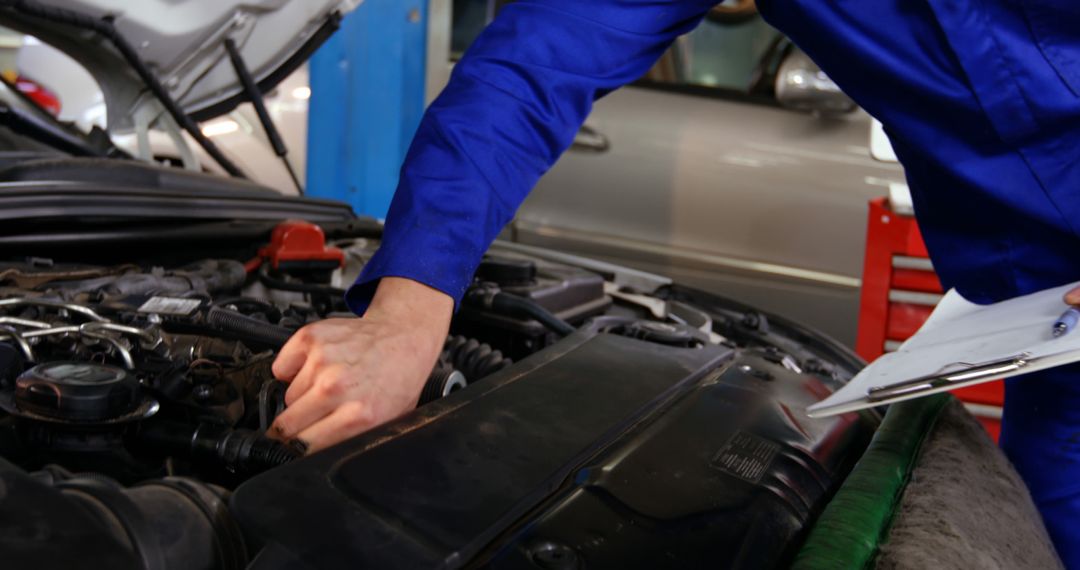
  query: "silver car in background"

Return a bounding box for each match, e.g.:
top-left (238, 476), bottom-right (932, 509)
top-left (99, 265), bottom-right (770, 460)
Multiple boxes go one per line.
top-left (450, 3), bottom-right (907, 346)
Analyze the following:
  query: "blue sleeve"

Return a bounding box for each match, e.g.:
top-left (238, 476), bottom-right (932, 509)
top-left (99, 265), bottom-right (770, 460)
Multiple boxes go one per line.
top-left (346, 0), bottom-right (715, 314)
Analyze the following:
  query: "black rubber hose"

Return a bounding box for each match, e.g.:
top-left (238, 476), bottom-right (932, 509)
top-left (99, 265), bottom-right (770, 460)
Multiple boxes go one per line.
top-left (419, 336), bottom-right (513, 405)
top-left (38, 468), bottom-right (250, 570)
top-left (205, 306), bottom-right (294, 349)
top-left (139, 420), bottom-right (300, 473)
top-left (202, 426), bottom-right (300, 470)
top-left (419, 359), bottom-right (466, 405)
top-left (443, 335), bottom-right (512, 381)
top-left (486, 292), bottom-right (576, 336)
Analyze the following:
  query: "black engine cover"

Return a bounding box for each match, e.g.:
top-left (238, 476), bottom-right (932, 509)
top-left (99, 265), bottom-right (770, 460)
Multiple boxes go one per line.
top-left (232, 330), bottom-right (875, 569)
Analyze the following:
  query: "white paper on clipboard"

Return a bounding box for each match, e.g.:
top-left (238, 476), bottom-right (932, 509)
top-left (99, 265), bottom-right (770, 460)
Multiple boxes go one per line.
top-left (807, 280), bottom-right (1080, 418)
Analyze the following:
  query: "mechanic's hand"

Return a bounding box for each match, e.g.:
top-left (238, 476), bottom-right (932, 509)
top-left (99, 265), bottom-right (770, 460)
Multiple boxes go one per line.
top-left (269, 277), bottom-right (452, 453)
top-left (1066, 285), bottom-right (1080, 306)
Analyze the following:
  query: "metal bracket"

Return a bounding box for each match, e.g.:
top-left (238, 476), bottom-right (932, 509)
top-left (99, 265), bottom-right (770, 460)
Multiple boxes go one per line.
top-left (867, 353), bottom-right (1031, 402)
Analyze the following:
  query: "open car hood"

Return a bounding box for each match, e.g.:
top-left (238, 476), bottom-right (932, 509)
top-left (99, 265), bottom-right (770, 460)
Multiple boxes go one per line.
top-left (0, 0), bottom-right (358, 128)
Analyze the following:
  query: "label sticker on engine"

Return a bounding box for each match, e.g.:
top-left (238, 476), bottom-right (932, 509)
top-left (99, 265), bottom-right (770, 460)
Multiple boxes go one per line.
top-left (137, 296), bottom-right (202, 316)
top-left (710, 431), bottom-right (780, 483)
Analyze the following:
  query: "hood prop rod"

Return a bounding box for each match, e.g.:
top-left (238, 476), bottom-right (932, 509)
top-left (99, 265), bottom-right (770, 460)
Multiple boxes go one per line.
top-left (224, 38), bottom-right (304, 195)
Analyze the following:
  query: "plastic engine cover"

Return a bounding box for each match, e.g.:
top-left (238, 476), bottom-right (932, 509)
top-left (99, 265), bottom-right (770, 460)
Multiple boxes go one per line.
top-left (232, 330), bottom-right (875, 569)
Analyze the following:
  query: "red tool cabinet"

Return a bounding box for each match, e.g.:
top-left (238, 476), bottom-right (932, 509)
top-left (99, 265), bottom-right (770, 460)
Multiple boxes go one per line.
top-left (855, 197), bottom-right (1004, 440)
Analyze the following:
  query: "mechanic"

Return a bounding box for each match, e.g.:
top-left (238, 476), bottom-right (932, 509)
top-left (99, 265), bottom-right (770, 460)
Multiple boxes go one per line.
top-left (268, 1), bottom-right (1080, 563)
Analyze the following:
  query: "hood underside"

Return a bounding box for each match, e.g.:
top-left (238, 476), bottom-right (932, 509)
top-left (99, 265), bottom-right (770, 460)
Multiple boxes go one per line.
top-left (0, 0), bottom-right (359, 128)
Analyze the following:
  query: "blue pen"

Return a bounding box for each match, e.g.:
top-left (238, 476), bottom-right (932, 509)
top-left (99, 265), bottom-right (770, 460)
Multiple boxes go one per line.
top-left (1053, 307), bottom-right (1080, 338)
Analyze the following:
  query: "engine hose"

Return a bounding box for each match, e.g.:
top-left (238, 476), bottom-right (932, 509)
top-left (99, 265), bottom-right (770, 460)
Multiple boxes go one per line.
top-left (443, 335), bottom-right (512, 381)
top-left (207, 427), bottom-right (299, 470)
top-left (138, 420), bottom-right (301, 474)
top-left (205, 306), bottom-right (294, 349)
top-left (30, 465), bottom-right (248, 570)
top-left (419, 336), bottom-right (512, 405)
top-left (468, 291), bottom-right (576, 337)
top-left (419, 359), bottom-right (467, 405)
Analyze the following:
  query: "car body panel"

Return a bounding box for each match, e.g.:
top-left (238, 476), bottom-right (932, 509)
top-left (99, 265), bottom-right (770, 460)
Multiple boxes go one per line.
top-left (9, 35), bottom-right (309, 193)
top-left (2, 0), bottom-right (356, 124)
top-left (513, 82), bottom-right (904, 346)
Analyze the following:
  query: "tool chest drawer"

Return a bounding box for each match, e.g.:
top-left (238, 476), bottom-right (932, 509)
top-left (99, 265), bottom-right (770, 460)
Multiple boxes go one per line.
top-left (856, 197), bottom-right (1003, 439)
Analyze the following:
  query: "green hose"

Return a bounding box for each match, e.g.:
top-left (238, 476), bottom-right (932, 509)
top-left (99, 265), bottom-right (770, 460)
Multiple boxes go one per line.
top-left (791, 394), bottom-right (952, 570)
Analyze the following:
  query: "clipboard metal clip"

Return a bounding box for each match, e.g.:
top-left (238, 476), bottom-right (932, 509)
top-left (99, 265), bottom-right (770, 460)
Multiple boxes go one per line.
top-left (866, 352), bottom-right (1032, 402)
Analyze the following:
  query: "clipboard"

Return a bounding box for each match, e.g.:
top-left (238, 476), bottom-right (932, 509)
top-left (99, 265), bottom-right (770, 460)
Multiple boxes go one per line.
top-left (807, 280), bottom-right (1080, 418)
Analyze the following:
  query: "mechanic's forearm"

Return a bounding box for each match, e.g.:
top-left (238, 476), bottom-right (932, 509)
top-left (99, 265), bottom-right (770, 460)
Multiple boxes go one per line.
top-left (366, 277), bottom-right (453, 331)
top-left (348, 0), bottom-right (717, 314)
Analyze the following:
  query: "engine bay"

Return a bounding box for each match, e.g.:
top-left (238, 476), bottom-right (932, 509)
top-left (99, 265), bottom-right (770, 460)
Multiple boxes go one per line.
top-left (0, 219), bottom-right (870, 569)
top-left (0, 224), bottom-right (559, 487)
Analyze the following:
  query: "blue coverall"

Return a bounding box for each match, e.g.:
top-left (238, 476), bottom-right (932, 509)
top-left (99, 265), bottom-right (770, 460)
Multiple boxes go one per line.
top-left (346, 2), bottom-right (1080, 563)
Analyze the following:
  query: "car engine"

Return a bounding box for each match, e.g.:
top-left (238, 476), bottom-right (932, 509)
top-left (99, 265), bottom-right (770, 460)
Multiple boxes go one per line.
top-left (0, 220), bottom-right (871, 570)
top-left (0, 222), bottom-right (554, 568)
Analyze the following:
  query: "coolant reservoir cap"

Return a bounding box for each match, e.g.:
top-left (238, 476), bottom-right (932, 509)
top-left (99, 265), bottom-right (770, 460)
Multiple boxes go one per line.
top-left (14, 362), bottom-right (144, 422)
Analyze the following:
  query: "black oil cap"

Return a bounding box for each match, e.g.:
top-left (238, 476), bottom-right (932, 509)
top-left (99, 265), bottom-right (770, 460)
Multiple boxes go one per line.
top-left (15, 362), bottom-right (139, 421)
top-left (476, 256), bottom-right (537, 286)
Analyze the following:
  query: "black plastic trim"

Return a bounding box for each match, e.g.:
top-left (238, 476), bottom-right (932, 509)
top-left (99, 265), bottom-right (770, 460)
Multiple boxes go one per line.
top-left (0, 183), bottom-right (356, 224)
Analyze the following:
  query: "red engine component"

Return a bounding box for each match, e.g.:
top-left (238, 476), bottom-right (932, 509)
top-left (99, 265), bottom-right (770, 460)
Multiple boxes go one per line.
top-left (256, 220), bottom-right (344, 272)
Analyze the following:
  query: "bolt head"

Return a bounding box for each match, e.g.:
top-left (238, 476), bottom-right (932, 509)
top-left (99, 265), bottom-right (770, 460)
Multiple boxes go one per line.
top-left (528, 540), bottom-right (579, 570)
top-left (193, 384), bottom-right (214, 400)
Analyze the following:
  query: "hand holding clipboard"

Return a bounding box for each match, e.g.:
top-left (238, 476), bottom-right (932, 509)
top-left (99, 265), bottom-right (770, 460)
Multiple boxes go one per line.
top-left (807, 281), bottom-right (1080, 418)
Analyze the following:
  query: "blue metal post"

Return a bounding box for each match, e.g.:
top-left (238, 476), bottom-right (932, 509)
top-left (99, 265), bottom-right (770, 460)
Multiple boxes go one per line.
top-left (306, 0), bottom-right (429, 219)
